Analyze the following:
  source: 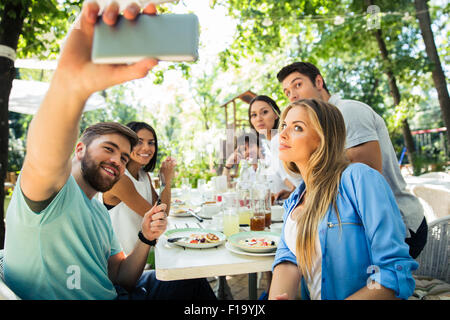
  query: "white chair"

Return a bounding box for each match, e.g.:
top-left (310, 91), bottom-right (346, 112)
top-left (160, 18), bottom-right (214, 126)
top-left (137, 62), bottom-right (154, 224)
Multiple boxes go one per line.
top-left (413, 216), bottom-right (450, 283)
top-left (410, 185), bottom-right (450, 220)
top-left (0, 250), bottom-right (21, 300)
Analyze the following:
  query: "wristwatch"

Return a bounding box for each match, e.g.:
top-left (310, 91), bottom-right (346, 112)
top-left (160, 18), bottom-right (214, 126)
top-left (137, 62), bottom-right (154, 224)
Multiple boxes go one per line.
top-left (138, 231), bottom-right (157, 246)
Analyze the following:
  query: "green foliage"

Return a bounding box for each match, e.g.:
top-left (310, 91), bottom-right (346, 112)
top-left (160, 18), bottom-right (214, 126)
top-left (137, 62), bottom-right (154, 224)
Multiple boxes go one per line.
top-left (10, 0), bottom-right (83, 60)
top-left (79, 86), bottom-right (138, 134)
top-left (412, 147), bottom-right (449, 176)
top-left (8, 111), bottom-right (32, 172)
top-left (174, 158), bottom-right (216, 189)
top-left (189, 66), bottom-right (224, 130)
top-left (213, 0), bottom-right (448, 156)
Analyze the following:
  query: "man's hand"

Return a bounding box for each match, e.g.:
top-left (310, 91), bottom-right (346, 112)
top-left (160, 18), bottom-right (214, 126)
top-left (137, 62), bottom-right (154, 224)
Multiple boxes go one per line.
top-left (57, 1), bottom-right (159, 101)
top-left (141, 203), bottom-right (167, 241)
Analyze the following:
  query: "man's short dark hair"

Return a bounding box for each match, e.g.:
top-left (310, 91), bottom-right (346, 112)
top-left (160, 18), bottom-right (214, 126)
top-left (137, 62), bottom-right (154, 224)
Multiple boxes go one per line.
top-left (80, 122), bottom-right (138, 152)
top-left (277, 62), bottom-right (330, 94)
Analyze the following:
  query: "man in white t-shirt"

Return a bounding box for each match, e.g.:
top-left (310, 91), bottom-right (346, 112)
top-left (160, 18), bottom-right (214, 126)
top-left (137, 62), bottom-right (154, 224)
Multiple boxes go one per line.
top-left (276, 62), bottom-right (427, 259)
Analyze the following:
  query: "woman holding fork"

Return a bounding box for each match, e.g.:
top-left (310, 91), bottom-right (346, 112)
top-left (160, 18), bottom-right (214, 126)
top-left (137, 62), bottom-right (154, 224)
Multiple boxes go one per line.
top-left (102, 121), bottom-right (176, 255)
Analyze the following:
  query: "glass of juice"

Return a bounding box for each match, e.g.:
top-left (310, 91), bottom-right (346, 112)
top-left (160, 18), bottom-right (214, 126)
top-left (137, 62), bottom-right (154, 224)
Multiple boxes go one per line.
top-left (222, 192), bottom-right (240, 237)
top-left (237, 188), bottom-right (252, 225)
top-left (223, 211), bottom-right (240, 237)
top-left (250, 198), bottom-right (266, 231)
top-left (238, 208), bottom-right (252, 225)
top-left (250, 212), bottom-right (266, 231)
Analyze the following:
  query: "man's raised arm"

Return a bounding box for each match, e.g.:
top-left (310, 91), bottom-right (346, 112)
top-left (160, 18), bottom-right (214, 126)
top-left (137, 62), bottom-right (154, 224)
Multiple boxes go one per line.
top-left (20, 1), bottom-right (158, 202)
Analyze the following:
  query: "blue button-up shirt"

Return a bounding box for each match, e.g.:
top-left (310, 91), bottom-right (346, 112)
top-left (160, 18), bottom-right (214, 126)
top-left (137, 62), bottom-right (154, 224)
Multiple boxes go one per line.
top-left (272, 163), bottom-right (418, 300)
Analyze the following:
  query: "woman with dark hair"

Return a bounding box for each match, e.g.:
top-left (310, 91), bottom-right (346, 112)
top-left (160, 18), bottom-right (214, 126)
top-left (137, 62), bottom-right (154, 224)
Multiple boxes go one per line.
top-left (248, 95), bottom-right (302, 199)
top-left (102, 121), bottom-right (176, 254)
top-left (248, 95), bottom-right (281, 140)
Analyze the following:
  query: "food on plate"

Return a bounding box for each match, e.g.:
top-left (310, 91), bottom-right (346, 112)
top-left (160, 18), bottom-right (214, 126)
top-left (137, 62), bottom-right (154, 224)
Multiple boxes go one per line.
top-left (188, 233), bottom-right (220, 244)
top-left (173, 208), bottom-right (187, 214)
top-left (206, 233), bottom-right (220, 242)
top-left (172, 199), bottom-right (185, 205)
top-left (239, 237), bottom-right (276, 248)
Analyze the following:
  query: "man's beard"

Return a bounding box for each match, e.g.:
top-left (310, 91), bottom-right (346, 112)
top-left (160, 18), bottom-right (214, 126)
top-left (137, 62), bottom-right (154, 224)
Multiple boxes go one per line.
top-left (81, 151), bottom-right (120, 193)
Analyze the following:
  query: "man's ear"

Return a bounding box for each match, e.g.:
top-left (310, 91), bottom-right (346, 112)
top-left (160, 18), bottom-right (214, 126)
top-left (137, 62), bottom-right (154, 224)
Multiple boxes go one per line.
top-left (315, 75), bottom-right (325, 90)
top-left (74, 141), bottom-right (86, 160)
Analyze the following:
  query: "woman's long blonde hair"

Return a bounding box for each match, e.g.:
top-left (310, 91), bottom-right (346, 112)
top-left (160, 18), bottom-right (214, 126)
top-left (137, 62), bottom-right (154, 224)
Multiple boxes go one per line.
top-left (280, 99), bottom-right (349, 277)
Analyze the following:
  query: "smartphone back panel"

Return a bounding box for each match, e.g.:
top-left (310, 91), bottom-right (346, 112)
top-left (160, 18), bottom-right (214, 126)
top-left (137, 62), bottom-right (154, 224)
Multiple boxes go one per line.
top-left (92, 14), bottom-right (199, 63)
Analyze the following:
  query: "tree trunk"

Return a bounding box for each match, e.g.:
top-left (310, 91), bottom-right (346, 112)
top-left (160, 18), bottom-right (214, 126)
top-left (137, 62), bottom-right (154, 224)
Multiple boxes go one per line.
top-left (414, 0), bottom-right (450, 146)
top-left (365, 0), bottom-right (417, 168)
top-left (0, 0), bottom-right (27, 249)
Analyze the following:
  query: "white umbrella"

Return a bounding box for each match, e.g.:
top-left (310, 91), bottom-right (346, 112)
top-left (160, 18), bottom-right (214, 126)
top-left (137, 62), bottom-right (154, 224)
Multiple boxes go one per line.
top-left (8, 79), bottom-right (106, 115)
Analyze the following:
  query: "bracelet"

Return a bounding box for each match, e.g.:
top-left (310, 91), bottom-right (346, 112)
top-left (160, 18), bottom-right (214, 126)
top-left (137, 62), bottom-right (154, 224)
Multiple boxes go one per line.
top-left (224, 164), bottom-right (232, 170)
top-left (138, 231), bottom-right (157, 246)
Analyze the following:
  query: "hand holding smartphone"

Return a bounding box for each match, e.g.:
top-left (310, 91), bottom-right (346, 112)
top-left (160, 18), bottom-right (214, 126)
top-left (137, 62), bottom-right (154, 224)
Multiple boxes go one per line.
top-left (92, 7), bottom-right (199, 64)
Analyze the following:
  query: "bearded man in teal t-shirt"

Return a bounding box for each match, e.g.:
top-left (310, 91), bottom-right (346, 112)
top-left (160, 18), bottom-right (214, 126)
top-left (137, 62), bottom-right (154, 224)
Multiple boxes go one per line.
top-left (4, 1), bottom-right (215, 301)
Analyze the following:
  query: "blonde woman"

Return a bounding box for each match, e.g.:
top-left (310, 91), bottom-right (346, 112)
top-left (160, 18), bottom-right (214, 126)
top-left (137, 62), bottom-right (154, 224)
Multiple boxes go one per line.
top-left (269, 99), bottom-right (417, 300)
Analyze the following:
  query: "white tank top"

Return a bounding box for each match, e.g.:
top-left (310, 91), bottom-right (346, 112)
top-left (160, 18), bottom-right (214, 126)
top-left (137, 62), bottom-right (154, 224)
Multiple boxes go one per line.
top-left (284, 212), bottom-right (322, 300)
top-left (100, 169), bottom-right (153, 255)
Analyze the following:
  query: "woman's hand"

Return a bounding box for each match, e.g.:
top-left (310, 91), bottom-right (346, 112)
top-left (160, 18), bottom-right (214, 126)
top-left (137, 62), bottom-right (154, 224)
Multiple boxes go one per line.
top-left (159, 156), bottom-right (177, 184)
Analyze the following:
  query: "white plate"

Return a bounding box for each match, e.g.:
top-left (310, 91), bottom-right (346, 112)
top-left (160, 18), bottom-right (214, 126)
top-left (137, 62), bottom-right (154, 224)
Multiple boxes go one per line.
top-left (225, 242), bottom-right (276, 257)
top-left (170, 206), bottom-right (192, 217)
top-left (228, 231), bottom-right (280, 253)
top-left (164, 228), bottom-right (226, 249)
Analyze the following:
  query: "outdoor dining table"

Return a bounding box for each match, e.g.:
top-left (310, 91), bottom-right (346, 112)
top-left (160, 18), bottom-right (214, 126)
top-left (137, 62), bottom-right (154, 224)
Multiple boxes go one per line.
top-left (154, 188), bottom-right (280, 300)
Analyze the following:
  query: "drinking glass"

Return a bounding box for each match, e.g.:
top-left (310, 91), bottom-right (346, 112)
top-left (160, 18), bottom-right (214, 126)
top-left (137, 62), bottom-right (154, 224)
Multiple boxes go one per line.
top-left (250, 198), bottom-right (266, 231)
top-left (197, 178), bottom-right (206, 192)
top-left (181, 177), bottom-right (190, 190)
top-left (237, 188), bottom-right (251, 225)
top-left (222, 192), bottom-right (240, 237)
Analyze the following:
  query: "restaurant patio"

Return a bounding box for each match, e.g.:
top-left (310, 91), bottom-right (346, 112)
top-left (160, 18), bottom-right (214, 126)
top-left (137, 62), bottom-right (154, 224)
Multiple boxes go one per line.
top-left (0, 0), bottom-right (449, 302)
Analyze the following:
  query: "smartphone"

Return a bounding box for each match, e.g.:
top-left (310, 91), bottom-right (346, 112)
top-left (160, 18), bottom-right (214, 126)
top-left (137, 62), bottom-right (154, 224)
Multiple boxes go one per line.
top-left (91, 13), bottom-right (199, 64)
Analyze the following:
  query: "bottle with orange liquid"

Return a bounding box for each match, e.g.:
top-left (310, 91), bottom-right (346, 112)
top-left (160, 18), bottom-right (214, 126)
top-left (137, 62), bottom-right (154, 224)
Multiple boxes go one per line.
top-left (250, 189), bottom-right (267, 231)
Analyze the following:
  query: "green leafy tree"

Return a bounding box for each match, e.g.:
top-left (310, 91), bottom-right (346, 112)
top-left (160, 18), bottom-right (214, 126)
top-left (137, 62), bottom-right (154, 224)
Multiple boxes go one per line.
top-left (214, 0), bottom-right (447, 170)
top-left (414, 0), bottom-right (450, 144)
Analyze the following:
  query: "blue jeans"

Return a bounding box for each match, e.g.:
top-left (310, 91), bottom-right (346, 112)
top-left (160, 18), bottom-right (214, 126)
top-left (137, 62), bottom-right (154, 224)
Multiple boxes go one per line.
top-left (115, 270), bottom-right (217, 300)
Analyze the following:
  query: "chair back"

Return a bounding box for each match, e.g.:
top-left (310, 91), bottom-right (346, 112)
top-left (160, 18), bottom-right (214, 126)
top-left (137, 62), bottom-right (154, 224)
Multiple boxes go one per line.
top-left (413, 216), bottom-right (450, 283)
